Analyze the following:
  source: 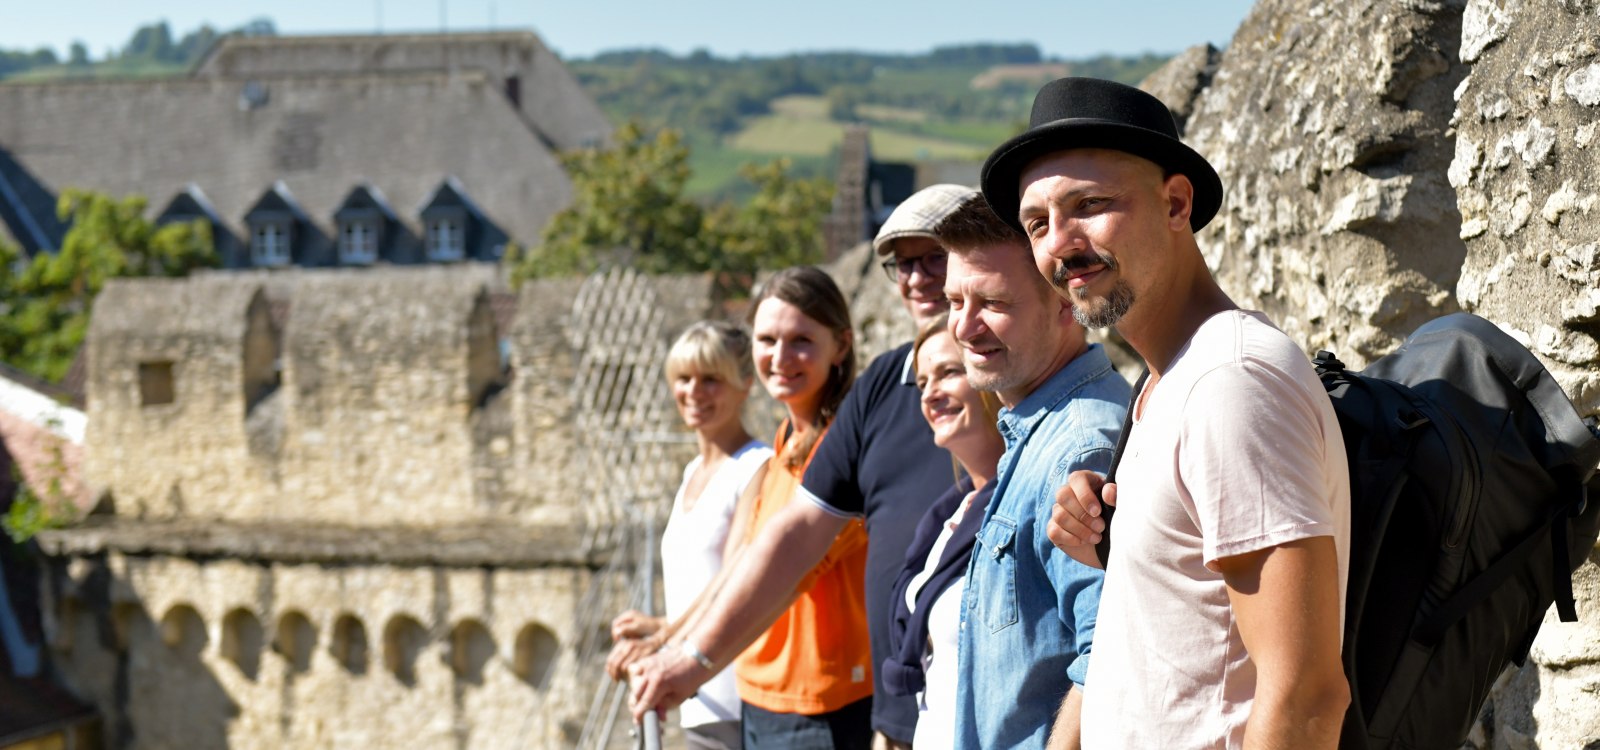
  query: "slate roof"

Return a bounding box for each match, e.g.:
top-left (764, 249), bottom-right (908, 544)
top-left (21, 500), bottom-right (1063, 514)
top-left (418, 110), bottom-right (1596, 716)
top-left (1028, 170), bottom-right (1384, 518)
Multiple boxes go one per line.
top-left (191, 31), bottom-right (611, 151)
top-left (0, 30), bottom-right (612, 268)
top-left (0, 69), bottom-right (577, 267)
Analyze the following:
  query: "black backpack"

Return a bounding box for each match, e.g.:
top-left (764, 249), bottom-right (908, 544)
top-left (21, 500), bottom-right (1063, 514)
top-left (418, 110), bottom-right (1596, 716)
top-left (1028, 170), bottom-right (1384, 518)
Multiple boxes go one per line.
top-left (1313, 313), bottom-right (1600, 749)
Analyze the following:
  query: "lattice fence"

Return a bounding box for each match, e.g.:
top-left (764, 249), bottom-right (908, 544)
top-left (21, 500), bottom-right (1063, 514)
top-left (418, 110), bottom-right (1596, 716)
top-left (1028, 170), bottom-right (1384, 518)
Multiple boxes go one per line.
top-left (562, 267), bottom-right (696, 748)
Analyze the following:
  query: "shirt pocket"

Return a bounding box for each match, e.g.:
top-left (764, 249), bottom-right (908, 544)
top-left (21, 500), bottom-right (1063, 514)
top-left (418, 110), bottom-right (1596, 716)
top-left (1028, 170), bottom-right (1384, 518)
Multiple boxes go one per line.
top-left (972, 515), bottom-right (1019, 634)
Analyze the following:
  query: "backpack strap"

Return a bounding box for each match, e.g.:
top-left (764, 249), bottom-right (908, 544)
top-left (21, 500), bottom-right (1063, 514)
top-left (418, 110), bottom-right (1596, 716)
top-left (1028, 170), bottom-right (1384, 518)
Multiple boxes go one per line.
top-left (1096, 369), bottom-right (1149, 569)
top-left (1413, 488), bottom-right (1588, 648)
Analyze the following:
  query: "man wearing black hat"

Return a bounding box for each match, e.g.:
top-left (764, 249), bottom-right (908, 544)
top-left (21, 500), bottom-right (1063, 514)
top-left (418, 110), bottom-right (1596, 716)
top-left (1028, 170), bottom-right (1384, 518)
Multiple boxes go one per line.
top-left (982, 77), bottom-right (1352, 747)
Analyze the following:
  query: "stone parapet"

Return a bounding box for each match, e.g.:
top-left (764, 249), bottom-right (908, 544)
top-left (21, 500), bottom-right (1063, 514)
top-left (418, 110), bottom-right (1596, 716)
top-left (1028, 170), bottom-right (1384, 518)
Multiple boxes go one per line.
top-left (36, 517), bottom-right (603, 569)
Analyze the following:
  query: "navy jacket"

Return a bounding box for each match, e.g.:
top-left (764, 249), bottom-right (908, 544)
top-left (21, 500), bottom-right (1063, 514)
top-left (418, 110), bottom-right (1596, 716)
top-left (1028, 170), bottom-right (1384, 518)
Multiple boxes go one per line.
top-left (880, 478), bottom-right (994, 697)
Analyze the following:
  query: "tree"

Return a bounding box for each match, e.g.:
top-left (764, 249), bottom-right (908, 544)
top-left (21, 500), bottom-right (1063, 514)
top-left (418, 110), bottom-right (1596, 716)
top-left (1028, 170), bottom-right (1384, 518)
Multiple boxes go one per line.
top-left (0, 189), bottom-right (218, 381)
top-left (122, 21), bottom-right (175, 62)
top-left (509, 123), bottom-right (708, 281)
top-left (705, 159), bottom-right (833, 276)
top-left (507, 124), bottom-right (832, 291)
top-left (68, 41), bottom-right (90, 66)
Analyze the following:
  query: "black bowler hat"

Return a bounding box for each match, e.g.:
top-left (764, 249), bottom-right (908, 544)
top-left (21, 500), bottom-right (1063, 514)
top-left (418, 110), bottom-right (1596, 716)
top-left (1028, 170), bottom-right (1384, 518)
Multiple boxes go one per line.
top-left (980, 77), bottom-right (1223, 234)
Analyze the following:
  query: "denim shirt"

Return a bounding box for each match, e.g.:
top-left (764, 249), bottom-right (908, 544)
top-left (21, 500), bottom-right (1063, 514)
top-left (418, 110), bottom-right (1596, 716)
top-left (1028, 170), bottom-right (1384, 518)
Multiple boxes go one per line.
top-left (954, 344), bottom-right (1130, 750)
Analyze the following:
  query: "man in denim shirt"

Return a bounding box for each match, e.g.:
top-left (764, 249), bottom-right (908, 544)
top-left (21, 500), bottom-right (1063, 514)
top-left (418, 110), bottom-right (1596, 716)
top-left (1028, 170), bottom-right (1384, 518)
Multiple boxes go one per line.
top-left (935, 194), bottom-right (1129, 750)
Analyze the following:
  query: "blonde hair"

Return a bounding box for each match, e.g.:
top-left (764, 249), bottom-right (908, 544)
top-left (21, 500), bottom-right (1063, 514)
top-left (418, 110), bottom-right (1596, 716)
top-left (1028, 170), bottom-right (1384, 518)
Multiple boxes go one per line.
top-left (912, 314), bottom-right (1003, 481)
top-left (665, 321), bottom-right (754, 388)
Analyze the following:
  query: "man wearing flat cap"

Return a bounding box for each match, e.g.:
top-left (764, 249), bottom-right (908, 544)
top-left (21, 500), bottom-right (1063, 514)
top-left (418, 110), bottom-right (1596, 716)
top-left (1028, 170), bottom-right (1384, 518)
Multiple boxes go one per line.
top-left (983, 77), bottom-right (1351, 747)
top-left (626, 186), bottom-right (971, 749)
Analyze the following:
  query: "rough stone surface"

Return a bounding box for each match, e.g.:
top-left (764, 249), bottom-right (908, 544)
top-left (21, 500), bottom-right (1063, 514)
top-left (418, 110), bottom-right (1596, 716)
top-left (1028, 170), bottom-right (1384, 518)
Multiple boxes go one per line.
top-left (60, 265), bottom-right (712, 748)
top-left (1138, 44), bottom-right (1223, 133)
top-left (1182, 0), bottom-right (1470, 365)
top-left (41, 550), bottom-right (595, 749)
top-left (1452, 0), bottom-right (1600, 413)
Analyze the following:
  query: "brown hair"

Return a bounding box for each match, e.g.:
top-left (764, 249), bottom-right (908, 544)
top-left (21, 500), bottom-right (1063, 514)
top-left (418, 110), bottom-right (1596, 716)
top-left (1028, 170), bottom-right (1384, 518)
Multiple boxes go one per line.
top-left (932, 194), bottom-right (1029, 255)
top-left (748, 266), bottom-right (856, 468)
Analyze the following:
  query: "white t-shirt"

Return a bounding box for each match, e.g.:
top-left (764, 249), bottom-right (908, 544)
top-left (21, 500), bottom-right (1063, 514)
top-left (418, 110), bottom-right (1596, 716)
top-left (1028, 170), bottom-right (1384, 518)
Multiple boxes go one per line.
top-left (906, 489), bottom-right (981, 750)
top-left (1081, 311), bottom-right (1350, 749)
top-left (660, 440), bottom-right (772, 728)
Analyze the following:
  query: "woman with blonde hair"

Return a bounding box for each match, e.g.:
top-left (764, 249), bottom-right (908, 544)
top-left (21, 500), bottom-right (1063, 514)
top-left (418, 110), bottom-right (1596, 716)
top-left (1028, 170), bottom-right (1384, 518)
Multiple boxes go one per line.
top-left (881, 314), bottom-right (1004, 750)
top-left (608, 320), bottom-right (772, 749)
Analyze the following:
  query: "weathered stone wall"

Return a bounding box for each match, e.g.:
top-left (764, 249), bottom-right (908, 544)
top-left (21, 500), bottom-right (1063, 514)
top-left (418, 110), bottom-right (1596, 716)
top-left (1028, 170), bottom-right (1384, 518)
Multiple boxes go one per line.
top-left (85, 277), bottom-right (278, 519)
top-left (42, 550), bottom-right (595, 749)
top-left (85, 265), bottom-right (708, 530)
top-left (1141, 1), bottom-right (1600, 745)
top-left (276, 271), bottom-right (494, 527)
top-left (1451, 0), bottom-right (1600, 410)
top-left (62, 264), bottom-right (715, 748)
top-left (1184, 0), bottom-right (1471, 364)
top-left (1447, 1), bottom-right (1600, 746)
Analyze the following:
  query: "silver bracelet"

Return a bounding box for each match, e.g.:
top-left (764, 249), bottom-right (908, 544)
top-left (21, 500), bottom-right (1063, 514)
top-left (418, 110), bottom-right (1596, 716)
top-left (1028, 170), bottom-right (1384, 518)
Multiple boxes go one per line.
top-left (678, 640), bottom-right (716, 671)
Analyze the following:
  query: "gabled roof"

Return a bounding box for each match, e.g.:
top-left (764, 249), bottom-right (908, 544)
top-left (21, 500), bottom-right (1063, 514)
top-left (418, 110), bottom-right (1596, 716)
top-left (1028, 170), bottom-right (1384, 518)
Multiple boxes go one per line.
top-left (333, 181), bottom-right (398, 223)
top-left (244, 181), bottom-right (311, 224)
top-left (158, 183), bottom-right (224, 225)
top-left (0, 147), bottom-right (67, 256)
top-left (418, 176), bottom-right (486, 219)
top-left (0, 72), bottom-right (574, 258)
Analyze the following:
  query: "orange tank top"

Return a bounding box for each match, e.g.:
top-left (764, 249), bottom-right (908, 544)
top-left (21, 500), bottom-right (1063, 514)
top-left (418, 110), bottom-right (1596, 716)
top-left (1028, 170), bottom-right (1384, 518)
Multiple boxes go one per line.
top-left (735, 422), bottom-right (873, 715)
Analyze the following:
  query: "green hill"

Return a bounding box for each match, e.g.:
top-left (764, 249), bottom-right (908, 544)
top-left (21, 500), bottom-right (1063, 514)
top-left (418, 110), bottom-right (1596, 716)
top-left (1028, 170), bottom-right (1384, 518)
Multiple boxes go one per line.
top-left (568, 45), bottom-right (1170, 199)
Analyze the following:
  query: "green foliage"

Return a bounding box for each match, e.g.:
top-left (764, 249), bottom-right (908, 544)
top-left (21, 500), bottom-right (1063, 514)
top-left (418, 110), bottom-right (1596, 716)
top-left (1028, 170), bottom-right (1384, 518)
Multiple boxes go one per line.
top-left (0, 46), bottom-right (59, 77)
top-left (0, 17), bottom-right (273, 82)
top-left (513, 123), bottom-right (708, 280)
top-left (707, 159), bottom-right (834, 273)
top-left (2, 418), bottom-right (77, 544)
top-left (3, 480), bottom-right (69, 545)
top-left (0, 189), bottom-right (218, 382)
top-left (509, 124), bottom-right (831, 288)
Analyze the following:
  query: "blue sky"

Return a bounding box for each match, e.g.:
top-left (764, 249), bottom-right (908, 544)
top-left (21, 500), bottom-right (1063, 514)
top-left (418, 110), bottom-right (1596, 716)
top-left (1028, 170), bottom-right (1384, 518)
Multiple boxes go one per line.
top-left (1, 1), bottom-right (1257, 61)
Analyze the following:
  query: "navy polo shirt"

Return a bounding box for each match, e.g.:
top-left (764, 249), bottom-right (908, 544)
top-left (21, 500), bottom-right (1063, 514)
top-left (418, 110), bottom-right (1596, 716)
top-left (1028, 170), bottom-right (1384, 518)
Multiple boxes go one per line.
top-left (798, 341), bottom-right (954, 742)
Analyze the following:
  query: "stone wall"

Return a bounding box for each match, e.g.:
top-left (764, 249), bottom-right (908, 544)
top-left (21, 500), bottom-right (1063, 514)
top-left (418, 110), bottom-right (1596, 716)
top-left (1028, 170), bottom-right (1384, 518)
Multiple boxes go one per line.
top-left (84, 266), bottom-right (710, 530)
top-left (1139, 0), bottom-right (1600, 745)
top-left (1451, 0), bottom-right (1600, 409)
top-left (55, 265), bottom-right (715, 747)
top-left (40, 548), bottom-right (593, 749)
top-left (86, 277), bottom-right (278, 520)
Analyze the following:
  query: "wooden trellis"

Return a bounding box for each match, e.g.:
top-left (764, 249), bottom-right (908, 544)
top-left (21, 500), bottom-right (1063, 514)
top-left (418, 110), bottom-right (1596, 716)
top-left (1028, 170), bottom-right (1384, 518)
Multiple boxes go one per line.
top-left (563, 267), bottom-right (694, 749)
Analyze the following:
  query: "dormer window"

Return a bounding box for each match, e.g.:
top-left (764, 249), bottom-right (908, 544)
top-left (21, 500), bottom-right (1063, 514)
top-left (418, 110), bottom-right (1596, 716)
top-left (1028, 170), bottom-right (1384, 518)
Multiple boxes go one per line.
top-left (419, 177), bottom-right (500, 264)
top-left (333, 182), bottom-right (397, 267)
top-left (426, 217), bottom-right (465, 261)
top-left (242, 182), bottom-right (308, 269)
top-left (340, 220), bottom-right (379, 265)
top-left (252, 222), bottom-right (292, 266)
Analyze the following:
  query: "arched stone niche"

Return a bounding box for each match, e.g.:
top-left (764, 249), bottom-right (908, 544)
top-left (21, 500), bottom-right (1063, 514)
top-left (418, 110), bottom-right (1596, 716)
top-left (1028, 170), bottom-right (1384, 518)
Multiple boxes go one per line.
top-left (383, 615), bottom-right (427, 686)
top-left (448, 619), bottom-right (495, 685)
top-left (221, 608), bottom-right (264, 679)
top-left (330, 613), bottom-right (368, 676)
top-left (513, 622), bottom-right (559, 689)
top-left (274, 610), bottom-right (316, 673)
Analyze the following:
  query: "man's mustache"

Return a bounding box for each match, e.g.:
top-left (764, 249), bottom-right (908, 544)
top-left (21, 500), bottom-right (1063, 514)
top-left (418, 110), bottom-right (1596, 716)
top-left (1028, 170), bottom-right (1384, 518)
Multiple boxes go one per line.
top-left (1051, 252), bottom-right (1118, 289)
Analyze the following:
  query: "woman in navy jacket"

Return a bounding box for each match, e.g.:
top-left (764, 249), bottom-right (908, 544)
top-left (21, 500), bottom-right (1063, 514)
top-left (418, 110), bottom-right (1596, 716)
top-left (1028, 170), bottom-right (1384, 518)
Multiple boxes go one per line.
top-left (881, 314), bottom-right (1005, 750)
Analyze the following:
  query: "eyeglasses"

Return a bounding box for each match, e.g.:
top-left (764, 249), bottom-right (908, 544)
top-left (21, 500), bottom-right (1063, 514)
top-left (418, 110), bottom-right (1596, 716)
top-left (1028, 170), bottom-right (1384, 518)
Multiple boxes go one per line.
top-left (880, 251), bottom-right (948, 282)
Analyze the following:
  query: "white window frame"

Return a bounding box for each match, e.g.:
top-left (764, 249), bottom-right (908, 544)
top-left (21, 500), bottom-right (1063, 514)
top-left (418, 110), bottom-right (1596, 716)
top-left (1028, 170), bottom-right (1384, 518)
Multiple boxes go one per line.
top-left (339, 219), bottom-right (379, 265)
top-left (251, 222), bottom-right (291, 267)
top-left (426, 218), bottom-right (465, 262)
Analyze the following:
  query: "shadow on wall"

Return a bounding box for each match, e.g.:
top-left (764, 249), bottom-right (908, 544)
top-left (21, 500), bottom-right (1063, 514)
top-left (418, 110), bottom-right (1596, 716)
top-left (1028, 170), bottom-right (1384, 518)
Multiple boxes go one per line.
top-left (64, 559), bottom-right (237, 749)
top-left (49, 557), bottom-right (570, 747)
